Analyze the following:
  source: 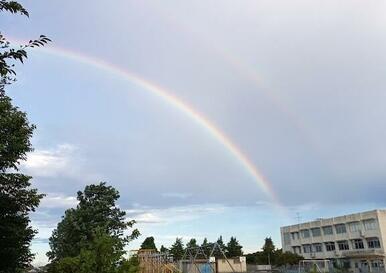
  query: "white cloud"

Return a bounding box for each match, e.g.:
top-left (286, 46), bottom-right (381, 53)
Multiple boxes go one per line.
top-left (161, 192), bottom-right (192, 199)
top-left (22, 144), bottom-right (76, 177)
top-left (39, 193), bottom-right (78, 209)
top-left (126, 204), bottom-right (226, 225)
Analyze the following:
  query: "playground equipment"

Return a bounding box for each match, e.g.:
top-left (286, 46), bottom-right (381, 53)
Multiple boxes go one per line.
top-left (298, 260), bottom-right (332, 273)
top-left (180, 242), bottom-right (243, 273)
top-left (137, 249), bottom-right (181, 273)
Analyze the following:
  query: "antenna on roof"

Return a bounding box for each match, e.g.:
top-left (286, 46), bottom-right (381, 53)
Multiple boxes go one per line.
top-left (296, 212), bottom-right (302, 224)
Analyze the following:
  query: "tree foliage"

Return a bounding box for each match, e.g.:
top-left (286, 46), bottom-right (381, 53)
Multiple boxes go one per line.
top-left (49, 228), bottom-right (140, 273)
top-left (245, 238), bottom-right (303, 266)
top-left (170, 238), bottom-right (184, 261)
top-left (0, 0), bottom-right (29, 16)
top-left (140, 236), bottom-right (157, 251)
top-left (47, 182), bottom-right (140, 271)
top-left (0, 1), bottom-right (50, 90)
top-left (200, 238), bottom-right (212, 257)
top-left (0, 92), bottom-right (43, 271)
top-left (0, 94), bottom-right (35, 171)
top-left (226, 237), bottom-right (243, 257)
top-left (274, 249), bottom-right (303, 267)
top-left (213, 236), bottom-right (226, 257)
top-left (186, 238), bottom-right (198, 249)
top-left (160, 245), bottom-right (169, 253)
top-left (262, 237), bottom-right (275, 255)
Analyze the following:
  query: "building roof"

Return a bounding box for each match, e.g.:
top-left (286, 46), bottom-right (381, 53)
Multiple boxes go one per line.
top-left (281, 209), bottom-right (386, 230)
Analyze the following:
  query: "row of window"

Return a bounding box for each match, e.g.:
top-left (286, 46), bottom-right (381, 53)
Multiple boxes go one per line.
top-left (292, 237), bottom-right (381, 254)
top-left (290, 219), bottom-right (377, 240)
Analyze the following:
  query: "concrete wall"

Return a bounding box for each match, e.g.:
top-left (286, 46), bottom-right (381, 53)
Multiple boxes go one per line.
top-left (217, 258), bottom-right (246, 273)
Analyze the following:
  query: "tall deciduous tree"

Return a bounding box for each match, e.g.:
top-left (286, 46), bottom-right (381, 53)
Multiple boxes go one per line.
top-left (49, 227), bottom-right (140, 273)
top-left (47, 182), bottom-right (140, 270)
top-left (0, 36), bottom-right (45, 272)
top-left (1, 3), bottom-right (50, 270)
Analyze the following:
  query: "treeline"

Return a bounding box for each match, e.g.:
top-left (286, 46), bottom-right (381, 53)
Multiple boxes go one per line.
top-left (245, 238), bottom-right (303, 266)
top-left (139, 236), bottom-right (243, 260)
top-left (139, 236), bottom-right (303, 267)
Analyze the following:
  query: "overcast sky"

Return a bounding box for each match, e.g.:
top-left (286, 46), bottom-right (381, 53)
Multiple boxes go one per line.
top-left (3, 0), bottom-right (386, 265)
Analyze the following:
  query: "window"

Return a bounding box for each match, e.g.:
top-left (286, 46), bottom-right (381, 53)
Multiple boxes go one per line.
top-left (292, 246), bottom-right (302, 254)
top-left (313, 243), bottom-right (323, 252)
top-left (311, 228), bottom-right (321, 237)
top-left (335, 224), bottom-right (347, 234)
top-left (367, 237), bottom-right (381, 249)
top-left (363, 219), bottom-right (377, 231)
top-left (325, 242), bottom-right (336, 251)
top-left (291, 232), bottom-right (299, 240)
top-left (371, 260), bottom-right (383, 269)
top-left (337, 240), bottom-right (350, 250)
top-left (352, 239), bottom-right (364, 249)
top-left (348, 221), bottom-right (362, 232)
top-left (301, 229), bottom-right (310, 238)
top-left (283, 232), bottom-right (291, 246)
top-left (302, 244), bottom-right (312, 253)
top-left (323, 226), bottom-right (334, 235)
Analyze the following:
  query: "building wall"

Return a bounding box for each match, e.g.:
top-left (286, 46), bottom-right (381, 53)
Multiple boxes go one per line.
top-left (280, 210), bottom-right (386, 272)
top-left (377, 210), bottom-right (386, 259)
top-left (216, 258), bottom-right (246, 273)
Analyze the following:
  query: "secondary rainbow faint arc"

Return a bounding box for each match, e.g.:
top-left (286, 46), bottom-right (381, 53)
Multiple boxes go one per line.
top-left (24, 43), bottom-right (281, 205)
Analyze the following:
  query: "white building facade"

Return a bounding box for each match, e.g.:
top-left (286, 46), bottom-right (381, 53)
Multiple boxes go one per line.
top-left (281, 210), bottom-right (386, 273)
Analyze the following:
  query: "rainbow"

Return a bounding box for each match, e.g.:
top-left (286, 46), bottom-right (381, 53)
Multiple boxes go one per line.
top-left (144, 3), bottom-right (320, 154)
top-left (17, 42), bottom-right (281, 206)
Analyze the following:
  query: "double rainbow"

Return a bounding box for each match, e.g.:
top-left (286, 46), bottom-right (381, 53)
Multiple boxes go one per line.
top-left (20, 43), bottom-right (281, 207)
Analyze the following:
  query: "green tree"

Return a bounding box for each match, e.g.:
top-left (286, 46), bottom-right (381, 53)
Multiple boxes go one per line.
top-left (213, 235), bottom-right (226, 257)
top-left (186, 238), bottom-right (198, 249)
top-left (201, 238), bottom-right (209, 248)
top-left (47, 183), bottom-right (140, 266)
top-left (262, 237), bottom-right (275, 255)
top-left (1, 3), bottom-right (50, 89)
top-left (0, 3), bottom-right (50, 270)
top-left (160, 245), bottom-right (169, 253)
top-left (245, 252), bottom-right (257, 264)
top-left (185, 238), bottom-right (201, 259)
top-left (275, 249), bottom-right (303, 266)
top-left (245, 238), bottom-right (303, 266)
top-left (118, 255), bottom-right (140, 273)
top-left (170, 238), bottom-right (184, 261)
top-left (226, 237), bottom-right (243, 257)
top-left (260, 237), bottom-right (275, 264)
top-left (200, 238), bottom-right (212, 257)
top-left (140, 236), bottom-right (157, 251)
top-left (216, 236), bottom-right (226, 251)
top-left (0, 90), bottom-right (44, 272)
top-left (51, 228), bottom-right (139, 273)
